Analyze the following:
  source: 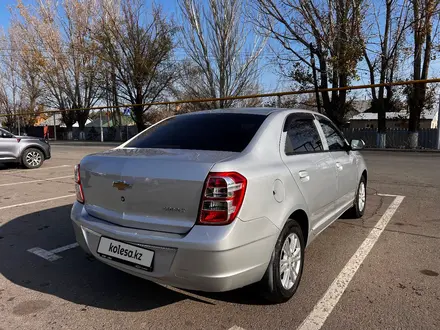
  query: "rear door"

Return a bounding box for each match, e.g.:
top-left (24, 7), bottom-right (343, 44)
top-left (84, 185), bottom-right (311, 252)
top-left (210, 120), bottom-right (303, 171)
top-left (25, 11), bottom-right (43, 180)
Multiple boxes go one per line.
top-left (280, 113), bottom-right (338, 234)
top-left (0, 129), bottom-right (18, 160)
top-left (316, 116), bottom-right (358, 212)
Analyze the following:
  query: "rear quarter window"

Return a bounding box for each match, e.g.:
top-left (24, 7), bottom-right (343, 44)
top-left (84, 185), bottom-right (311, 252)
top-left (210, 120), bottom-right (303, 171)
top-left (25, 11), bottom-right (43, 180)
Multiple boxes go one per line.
top-left (125, 113), bottom-right (267, 152)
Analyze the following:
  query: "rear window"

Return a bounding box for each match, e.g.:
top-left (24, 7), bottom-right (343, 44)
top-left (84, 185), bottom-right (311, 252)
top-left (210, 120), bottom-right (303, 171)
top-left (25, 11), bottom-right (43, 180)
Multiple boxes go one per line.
top-left (125, 113), bottom-right (267, 152)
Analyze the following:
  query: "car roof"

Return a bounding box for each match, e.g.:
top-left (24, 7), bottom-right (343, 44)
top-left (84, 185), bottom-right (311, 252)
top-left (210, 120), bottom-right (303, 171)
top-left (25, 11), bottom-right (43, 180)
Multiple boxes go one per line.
top-left (181, 107), bottom-right (321, 117)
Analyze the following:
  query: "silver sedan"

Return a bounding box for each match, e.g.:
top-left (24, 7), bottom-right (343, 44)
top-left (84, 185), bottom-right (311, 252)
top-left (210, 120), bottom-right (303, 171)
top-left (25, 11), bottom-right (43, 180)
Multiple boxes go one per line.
top-left (71, 108), bottom-right (367, 303)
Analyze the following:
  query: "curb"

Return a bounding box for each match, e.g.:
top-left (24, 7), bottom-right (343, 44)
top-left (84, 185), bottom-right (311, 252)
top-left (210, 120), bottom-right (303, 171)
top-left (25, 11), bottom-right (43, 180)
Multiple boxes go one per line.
top-left (49, 141), bottom-right (121, 147)
top-left (363, 148), bottom-right (440, 153)
top-left (48, 142), bottom-right (440, 152)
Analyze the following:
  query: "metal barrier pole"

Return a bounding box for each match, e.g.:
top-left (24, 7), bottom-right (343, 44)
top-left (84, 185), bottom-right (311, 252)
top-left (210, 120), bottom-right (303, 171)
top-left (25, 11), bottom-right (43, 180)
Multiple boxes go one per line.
top-left (53, 113), bottom-right (57, 140)
top-left (100, 110), bottom-right (104, 142)
top-left (277, 95), bottom-right (282, 108)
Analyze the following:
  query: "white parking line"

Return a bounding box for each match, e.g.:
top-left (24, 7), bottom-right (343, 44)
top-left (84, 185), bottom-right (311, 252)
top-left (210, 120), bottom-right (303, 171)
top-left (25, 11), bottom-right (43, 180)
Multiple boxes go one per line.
top-left (50, 243), bottom-right (79, 254)
top-left (1, 165), bottom-right (71, 173)
top-left (297, 195), bottom-right (405, 330)
top-left (0, 175), bottom-right (73, 187)
top-left (27, 247), bottom-right (62, 261)
top-left (377, 193), bottom-right (400, 197)
top-left (28, 243), bottom-right (79, 261)
top-left (0, 194), bottom-right (75, 211)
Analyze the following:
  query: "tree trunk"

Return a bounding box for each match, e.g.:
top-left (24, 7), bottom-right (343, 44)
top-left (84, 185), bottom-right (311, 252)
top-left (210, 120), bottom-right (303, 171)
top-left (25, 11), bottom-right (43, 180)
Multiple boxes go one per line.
top-left (66, 125), bottom-right (73, 140)
top-left (318, 54), bottom-right (332, 120)
top-left (407, 0), bottom-right (431, 149)
top-left (112, 69), bottom-right (123, 141)
top-left (132, 105), bottom-right (145, 133)
top-left (78, 120), bottom-right (86, 141)
top-left (377, 98), bottom-right (387, 148)
top-left (61, 109), bottom-right (76, 140)
top-left (408, 97), bottom-right (421, 148)
top-left (376, 0), bottom-right (392, 148)
top-left (408, 131), bottom-right (419, 149)
top-left (77, 111), bottom-right (89, 141)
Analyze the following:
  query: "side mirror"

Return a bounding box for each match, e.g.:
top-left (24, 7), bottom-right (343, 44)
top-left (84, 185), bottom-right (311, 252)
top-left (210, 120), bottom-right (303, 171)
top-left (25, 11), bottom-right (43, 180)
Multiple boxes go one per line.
top-left (350, 139), bottom-right (365, 150)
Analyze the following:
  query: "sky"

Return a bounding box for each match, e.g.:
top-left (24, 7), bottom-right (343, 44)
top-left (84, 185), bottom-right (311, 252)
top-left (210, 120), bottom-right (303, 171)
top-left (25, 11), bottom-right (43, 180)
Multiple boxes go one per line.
top-left (0, 0), bottom-right (282, 94)
top-left (0, 0), bottom-right (438, 99)
top-left (0, 1), bottom-right (12, 25)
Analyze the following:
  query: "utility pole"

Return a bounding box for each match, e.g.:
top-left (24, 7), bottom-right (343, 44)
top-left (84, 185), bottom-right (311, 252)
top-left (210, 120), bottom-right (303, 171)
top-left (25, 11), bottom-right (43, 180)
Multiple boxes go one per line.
top-left (436, 93), bottom-right (440, 150)
top-left (310, 43), bottom-right (322, 113)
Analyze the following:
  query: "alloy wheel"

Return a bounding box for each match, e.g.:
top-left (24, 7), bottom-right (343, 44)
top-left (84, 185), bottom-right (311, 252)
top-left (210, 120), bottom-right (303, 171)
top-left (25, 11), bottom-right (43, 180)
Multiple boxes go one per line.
top-left (358, 182), bottom-right (366, 212)
top-left (26, 151), bottom-right (42, 167)
top-left (279, 232), bottom-right (302, 290)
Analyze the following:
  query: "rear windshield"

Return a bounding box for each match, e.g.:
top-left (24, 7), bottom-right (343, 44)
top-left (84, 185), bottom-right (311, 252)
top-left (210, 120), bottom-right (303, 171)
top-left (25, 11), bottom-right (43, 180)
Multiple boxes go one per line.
top-left (125, 113), bottom-right (267, 152)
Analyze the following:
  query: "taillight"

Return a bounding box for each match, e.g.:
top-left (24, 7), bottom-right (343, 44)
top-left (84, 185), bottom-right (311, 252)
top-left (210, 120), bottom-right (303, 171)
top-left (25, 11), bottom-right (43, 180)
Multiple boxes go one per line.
top-left (74, 164), bottom-right (85, 204)
top-left (198, 172), bottom-right (247, 225)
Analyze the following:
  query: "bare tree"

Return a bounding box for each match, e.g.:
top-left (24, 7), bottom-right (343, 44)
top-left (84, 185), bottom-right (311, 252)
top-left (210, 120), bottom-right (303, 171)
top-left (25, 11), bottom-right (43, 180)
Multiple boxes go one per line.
top-left (98, 0), bottom-right (123, 139)
top-left (407, 0), bottom-right (440, 148)
top-left (9, 26), bottom-right (45, 131)
top-left (12, 0), bottom-right (103, 139)
top-left (96, 0), bottom-right (177, 132)
top-left (0, 29), bottom-right (41, 133)
top-left (170, 60), bottom-right (263, 112)
top-left (61, 0), bottom-right (103, 137)
top-left (177, 0), bottom-right (266, 110)
top-left (364, 0), bottom-right (409, 147)
top-left (0, 32), bottom-right (21, 131)
top-left (252, 0), bottom-right (365, 126)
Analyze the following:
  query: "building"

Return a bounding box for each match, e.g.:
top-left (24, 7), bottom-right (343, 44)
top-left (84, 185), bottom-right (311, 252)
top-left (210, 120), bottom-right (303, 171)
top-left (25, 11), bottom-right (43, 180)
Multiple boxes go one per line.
top-left (348, 109), bottom-right (438, 129)
top-left (36, 113), bottom-right (93, 128)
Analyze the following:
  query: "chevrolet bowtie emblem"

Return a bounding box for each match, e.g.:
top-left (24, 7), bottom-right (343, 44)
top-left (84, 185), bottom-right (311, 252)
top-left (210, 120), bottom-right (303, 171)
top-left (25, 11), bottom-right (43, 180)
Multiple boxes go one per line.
top-left (112, 181), bottom-right (132, 191)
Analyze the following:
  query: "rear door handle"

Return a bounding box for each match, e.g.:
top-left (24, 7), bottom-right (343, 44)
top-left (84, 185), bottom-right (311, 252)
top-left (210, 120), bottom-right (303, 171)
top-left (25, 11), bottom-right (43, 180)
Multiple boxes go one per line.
top-left (336, 162), bottom-right (343, 171)
top-left (299, 170), bottom-right (310, 182)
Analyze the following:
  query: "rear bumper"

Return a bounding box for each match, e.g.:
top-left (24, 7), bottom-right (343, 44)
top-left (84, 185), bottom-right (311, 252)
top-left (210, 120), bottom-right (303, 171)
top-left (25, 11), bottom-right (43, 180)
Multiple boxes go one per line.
top-left (71, 202), bottom-right (279, 292)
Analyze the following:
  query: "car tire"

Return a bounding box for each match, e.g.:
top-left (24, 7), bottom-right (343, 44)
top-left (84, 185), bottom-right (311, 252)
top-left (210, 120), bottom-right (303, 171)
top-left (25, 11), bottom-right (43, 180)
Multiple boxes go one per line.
top-left (259, 219), bottom-right (305, 303)
top-left (347, 175), bottom-right (367, 219)
top-left (22, 148), bottom-right (44, 169)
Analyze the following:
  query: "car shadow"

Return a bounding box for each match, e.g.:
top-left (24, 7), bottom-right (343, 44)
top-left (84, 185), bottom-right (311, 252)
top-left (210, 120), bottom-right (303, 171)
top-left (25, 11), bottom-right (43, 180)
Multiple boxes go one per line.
top-left (0, 163), bottom-right (20, 171)
top-left (338, 187), bottom-right (376, 220)
top-left (189, 285), bottom-right (272, 305)
top-left (0, 205), bottom-right (266, 312)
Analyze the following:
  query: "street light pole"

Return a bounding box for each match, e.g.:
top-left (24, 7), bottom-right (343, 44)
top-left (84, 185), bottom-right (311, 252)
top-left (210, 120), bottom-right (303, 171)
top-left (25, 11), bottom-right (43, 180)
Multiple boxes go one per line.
top-left (436, 93), bottom-right (440, 150)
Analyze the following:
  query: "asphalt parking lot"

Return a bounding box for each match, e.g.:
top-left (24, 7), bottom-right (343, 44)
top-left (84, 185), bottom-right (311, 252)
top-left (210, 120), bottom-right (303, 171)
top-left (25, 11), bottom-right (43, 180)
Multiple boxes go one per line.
top-left (1, 146), bottom-right (439, 330)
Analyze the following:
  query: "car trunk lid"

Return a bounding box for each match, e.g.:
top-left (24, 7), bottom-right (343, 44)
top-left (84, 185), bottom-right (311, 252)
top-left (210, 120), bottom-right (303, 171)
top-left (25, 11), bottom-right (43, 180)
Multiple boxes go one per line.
top-left (80, 148), bottom-right (236, 234)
